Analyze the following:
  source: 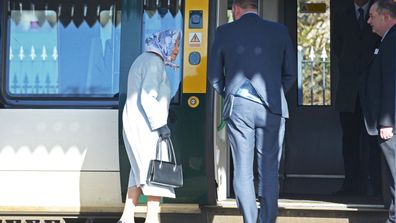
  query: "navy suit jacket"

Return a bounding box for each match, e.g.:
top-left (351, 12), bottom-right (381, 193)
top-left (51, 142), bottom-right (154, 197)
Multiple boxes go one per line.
top-left (333, 2), bottom-right (380, 112)
top-left (363, 24), bottom-right (396, 135)
top-left (208, 13), bottom-right (296, 118)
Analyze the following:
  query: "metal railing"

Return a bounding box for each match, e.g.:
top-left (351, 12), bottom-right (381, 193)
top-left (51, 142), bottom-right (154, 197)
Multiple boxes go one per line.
top-left (297, 46), bottom-right (331, 106)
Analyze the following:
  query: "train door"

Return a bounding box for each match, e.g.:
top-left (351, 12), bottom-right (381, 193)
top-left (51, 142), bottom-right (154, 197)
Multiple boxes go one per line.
top-left (281, 0), bottom-right (344, 196)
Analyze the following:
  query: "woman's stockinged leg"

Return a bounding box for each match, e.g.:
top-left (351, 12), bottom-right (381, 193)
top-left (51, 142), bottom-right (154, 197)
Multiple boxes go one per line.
top-left (119, 186), bottom-right (142, 223)
top-left (145, 196), bottom-right (161, 223)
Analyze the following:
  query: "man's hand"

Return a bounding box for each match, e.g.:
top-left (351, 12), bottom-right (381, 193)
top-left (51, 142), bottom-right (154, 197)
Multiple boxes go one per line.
top-left (380, 127), bottom-right (394, 140)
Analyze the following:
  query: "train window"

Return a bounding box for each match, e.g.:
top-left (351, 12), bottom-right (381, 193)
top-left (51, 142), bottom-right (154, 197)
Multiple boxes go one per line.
top-left (297, 1), bottom-right (331, 106)
top-left (143, 0), bottom-right (183, 103)
top-left (6, 0), bottom-right (121, 98)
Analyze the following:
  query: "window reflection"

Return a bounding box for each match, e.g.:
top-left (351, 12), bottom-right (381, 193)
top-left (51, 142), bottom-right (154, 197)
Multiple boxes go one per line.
top-left (7, 0), bottom-right (121, 97)
top-left (143, 0), bottom-right (183, 100)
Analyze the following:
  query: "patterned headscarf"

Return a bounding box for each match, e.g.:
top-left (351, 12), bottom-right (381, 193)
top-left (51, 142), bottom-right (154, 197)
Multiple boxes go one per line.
top-left (144, 29), bottom-right (182, 69)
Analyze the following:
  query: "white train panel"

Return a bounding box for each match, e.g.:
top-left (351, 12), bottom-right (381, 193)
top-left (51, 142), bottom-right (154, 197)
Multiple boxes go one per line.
top-left (0, 109), bottom-right (119, 171)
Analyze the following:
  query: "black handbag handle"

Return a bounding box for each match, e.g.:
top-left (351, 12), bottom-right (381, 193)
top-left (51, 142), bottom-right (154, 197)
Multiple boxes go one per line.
top-left (156, 137), bottom-right (178, 166)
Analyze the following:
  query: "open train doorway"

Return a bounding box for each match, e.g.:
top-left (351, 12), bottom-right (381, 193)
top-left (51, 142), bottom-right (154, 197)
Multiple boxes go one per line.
top-left (281, 0), bottom-right (389, 207)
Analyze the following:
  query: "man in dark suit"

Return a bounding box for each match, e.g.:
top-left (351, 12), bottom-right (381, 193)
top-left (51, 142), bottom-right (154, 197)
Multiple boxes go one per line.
top-left (365, 1), bottom-right (396, 222)
top-left (208, 0), bottom-right (296, 222)
top-left (333, 0), bottom-right (381, 196)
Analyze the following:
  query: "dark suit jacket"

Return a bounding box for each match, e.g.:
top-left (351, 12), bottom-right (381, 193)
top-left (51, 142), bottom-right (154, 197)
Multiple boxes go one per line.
top-left (333, 2), bottom-right (380, 112)
top-left (363, 24), bottom-right (396, 136)
top-left (208, 13), bottom-right (296, 118)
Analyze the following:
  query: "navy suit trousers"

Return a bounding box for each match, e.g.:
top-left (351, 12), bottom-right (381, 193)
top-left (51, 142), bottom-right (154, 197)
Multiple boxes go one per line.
top-left (379, 136), bottom-right (396, 223)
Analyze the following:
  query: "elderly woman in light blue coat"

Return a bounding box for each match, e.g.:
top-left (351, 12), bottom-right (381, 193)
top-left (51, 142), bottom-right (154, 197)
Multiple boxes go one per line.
top-left (119, 30), bottom-right (182, 223)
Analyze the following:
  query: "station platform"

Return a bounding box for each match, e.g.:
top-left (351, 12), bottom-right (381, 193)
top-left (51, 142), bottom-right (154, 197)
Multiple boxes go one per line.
top-left (0, 195), bottom-right (389, 223)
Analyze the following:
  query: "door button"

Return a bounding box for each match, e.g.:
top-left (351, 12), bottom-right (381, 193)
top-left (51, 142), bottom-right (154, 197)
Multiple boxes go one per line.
top-left (189, 52), bottom-right (201, 65)
top-left (189, 10), bottom-right (203, 29)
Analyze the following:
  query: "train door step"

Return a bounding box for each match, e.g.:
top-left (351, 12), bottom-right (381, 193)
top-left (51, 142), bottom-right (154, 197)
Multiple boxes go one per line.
top-left (134, 203), bottom-right (201, 216)
top-left (206, 197), bottom-right (388, 223)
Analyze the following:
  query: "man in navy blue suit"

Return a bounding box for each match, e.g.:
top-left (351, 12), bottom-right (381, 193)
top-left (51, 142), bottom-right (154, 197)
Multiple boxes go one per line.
top-left (365, 1), bottom-right (396, 222)
top-left (208, 0), bottom-right (296, 222)
top-left (333, 0), bottom-right (381, 196)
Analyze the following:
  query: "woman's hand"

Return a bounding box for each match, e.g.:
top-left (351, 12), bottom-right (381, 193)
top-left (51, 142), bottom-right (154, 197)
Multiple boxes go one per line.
top-left (158, 125), bottom-right (171, 139)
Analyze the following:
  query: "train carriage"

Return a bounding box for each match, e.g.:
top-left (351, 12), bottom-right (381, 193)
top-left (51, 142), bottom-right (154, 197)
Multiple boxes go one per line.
top-left (0, 0), bottom-right (390, 222)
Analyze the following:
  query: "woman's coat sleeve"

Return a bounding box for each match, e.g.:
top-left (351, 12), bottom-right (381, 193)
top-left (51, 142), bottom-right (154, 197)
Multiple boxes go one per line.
top-left (140, 61), bottom-right (169, 130)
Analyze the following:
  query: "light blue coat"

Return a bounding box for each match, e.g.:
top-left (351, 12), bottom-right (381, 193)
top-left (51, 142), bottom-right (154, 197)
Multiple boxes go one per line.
top-left (122, 52), bottom-right (175, 198)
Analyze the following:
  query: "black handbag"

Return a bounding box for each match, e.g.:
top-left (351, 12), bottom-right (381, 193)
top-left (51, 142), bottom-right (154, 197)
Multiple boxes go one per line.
top-left (147, 137), bottom-right (183, 188)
